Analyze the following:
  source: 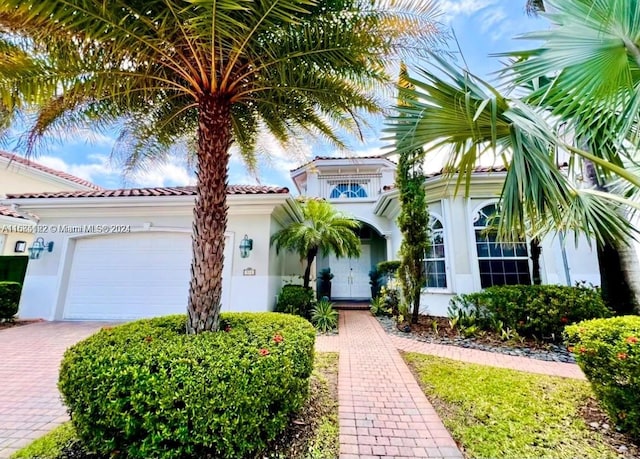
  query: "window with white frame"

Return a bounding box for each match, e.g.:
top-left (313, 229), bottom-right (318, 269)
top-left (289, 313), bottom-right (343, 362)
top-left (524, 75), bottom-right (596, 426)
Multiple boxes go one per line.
top-left (473, 203), bottom-right (531, 288)
top-left (329, 183), bottom-right (368, 199)
top-left (424, 216), bottom-right (447, 289)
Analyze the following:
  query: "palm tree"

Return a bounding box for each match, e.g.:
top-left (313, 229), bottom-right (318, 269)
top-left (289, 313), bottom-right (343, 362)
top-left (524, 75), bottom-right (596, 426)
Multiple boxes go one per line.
top-left (521, 0), bottom-right (640, 316)
top-left (387, 0), bottom-right (640, 313)
top-left (271, 198), bottom-right (361, 290)
top-left (0, 0), bottom-right (441, 332)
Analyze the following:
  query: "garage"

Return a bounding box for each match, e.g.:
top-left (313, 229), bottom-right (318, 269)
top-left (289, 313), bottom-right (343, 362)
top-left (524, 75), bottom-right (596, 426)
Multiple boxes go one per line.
top-left (63, 232), bottom-right (231, 320)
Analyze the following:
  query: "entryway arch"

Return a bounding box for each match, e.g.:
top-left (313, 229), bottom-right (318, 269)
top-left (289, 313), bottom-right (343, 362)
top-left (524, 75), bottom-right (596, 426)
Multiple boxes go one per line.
top-left (321, 222), bottom-right (386, 300)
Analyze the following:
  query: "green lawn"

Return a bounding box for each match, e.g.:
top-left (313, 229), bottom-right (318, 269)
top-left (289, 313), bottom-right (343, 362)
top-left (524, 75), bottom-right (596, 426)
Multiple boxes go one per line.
top-left (403, 353), bottom-right (616, 459)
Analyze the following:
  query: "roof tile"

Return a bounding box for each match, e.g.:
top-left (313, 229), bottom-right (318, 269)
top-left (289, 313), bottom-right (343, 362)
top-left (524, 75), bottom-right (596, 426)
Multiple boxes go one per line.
top-left (290, 155), bottom-right (397, 172)
top-left (0, 205), bottom-right (29, 220)
top-left (0, 151), bottom-right (103, 190)
top-left (6, 185), bottom-right (290, 200)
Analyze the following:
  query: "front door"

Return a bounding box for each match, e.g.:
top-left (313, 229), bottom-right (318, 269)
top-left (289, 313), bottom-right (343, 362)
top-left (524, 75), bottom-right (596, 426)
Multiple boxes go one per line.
top-left (329, 245), bottom-right (371, 299)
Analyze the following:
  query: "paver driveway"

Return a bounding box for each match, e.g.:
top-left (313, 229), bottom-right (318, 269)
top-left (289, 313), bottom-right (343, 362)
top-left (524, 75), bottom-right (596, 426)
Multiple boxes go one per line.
top-left (0, 322), bottom-right (106, 458)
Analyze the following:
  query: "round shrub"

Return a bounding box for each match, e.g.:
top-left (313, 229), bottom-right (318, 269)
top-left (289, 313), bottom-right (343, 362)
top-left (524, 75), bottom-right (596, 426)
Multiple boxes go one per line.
top-left (565, 316), bottom-right (640, 439)
top-left (0, 281), bottom-right (21, 320)
top-left (275, 284), bottom-right (315, 318)
top-left (58, 313), bottom-right (316, 459)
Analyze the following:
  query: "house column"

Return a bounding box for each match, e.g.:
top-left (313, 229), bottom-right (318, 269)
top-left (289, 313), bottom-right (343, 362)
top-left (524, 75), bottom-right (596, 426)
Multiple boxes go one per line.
top-left (383, 232), bottom-right (393, 260)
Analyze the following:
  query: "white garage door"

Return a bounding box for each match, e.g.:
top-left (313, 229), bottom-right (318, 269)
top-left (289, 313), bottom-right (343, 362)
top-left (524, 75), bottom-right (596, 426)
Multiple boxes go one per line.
top-left (63, 232), bottom-right (232, 320)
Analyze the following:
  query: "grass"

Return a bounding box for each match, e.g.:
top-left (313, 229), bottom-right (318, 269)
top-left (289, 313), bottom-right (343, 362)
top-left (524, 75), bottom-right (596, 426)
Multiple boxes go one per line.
top-left (11, 423), bottom-right (75, 459)
top-left (11, 353), bottom-right (339, 459)
top-left (303, 352), bottom-right (339, 459)
top-left (403, 353), bottom-right (617, 459)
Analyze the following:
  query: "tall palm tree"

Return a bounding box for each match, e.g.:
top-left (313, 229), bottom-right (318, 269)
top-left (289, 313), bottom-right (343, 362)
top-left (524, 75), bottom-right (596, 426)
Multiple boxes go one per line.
top-left (387, 0), bottom-right (640, 313)
top-left (0, 0), bottom-right (441, 332)
top-left (271, 199), bottom-right (361, 290)
top-left (515, 0), bottom-right (640, 313)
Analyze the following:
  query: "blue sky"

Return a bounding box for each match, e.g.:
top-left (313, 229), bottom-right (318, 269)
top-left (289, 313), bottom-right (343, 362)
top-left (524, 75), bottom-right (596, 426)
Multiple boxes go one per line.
top-left (12, 1), bottom-right (546, 192)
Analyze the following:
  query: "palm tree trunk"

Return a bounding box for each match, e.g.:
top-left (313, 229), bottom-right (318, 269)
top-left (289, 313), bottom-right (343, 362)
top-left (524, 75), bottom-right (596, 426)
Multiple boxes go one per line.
top-left (303, 248), bottom-right (318, 289)
top-left (584, 160), bottom-right (640, 315)
top-left (186, 93), bottom-right (232, 334)
top-left (530, 238), bottom-right (542, 285)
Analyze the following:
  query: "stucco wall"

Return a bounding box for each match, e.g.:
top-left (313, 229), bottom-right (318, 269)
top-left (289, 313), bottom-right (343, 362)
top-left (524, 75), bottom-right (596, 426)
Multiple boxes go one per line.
top-left (14, 197), bottom-right (287, 320)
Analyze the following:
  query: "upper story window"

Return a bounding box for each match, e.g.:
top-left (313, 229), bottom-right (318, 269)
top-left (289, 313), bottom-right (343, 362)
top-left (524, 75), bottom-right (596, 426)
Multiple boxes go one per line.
top-left (329, 183), bottom-right (368, 199)
top-left (424, 216), bottom-right (447, 289)
top-left (473, 203), bottom-right (531, 288)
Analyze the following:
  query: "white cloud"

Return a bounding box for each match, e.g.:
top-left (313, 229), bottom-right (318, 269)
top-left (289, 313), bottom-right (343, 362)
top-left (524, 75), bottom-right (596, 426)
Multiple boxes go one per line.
top-left (480, 7), bottom-right (507, 34)
top-left (438, 0), bottom-right (498, 21)
top-left (49, 128), bottom-right (116, 149)
top-left (37, 154), bottom-right (195, 188)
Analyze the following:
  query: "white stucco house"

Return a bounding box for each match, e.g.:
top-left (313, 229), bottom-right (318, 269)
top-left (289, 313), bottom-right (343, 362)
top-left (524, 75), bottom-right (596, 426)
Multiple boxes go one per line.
top-left (2, 154), bottom-right (601, 320)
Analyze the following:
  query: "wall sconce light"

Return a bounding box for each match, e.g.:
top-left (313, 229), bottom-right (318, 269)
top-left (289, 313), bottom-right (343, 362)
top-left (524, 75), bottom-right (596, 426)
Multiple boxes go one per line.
top-left (239, 234), bottom-right (253, 258)
top-left (14, 240), bottom-right (27, 253)
top-left (28, 237), bottom-right (54, 260)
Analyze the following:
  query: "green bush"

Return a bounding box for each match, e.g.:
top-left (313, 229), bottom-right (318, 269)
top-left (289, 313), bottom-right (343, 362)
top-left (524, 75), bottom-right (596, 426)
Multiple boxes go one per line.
top-left (276, 284), bottom-right (315, 318)
top-left (311, 299), bottom-right (338, 332)
top-left (0, 281), bottom-right (21, 320)
top-left (565, 316), bottom-right (640, 439)
top-left (58, 313), bottom-right (316, 459)
top-left (448, 284), bottom-right (611, 341)
top-left (377, 260), bottom-right (400, 276)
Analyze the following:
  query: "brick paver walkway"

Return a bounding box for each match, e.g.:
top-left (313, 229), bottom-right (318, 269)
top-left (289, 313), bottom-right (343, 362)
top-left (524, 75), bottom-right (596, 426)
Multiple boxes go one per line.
top-left (0, 322), bottom-right (105, 458)
top-left (317, 310), bottom-right (587, 459)
top-left (336, 311), bottom-right (463, 459)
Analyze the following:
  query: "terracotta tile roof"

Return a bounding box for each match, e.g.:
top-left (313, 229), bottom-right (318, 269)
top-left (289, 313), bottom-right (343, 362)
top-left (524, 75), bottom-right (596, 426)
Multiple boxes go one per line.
top-left (6, 185), bottom-right (290, 200)
top-left (290, 155), bottom-right (397, 172)
top-left (381, 165), bottom-right (509, 191)
top-left (0, 205), bottom-right (29, 220)
top-left (0, 151), bottom-right (103, 190)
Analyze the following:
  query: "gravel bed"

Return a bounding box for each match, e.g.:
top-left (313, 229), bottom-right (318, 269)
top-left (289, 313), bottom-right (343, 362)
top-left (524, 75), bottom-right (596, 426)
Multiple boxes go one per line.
top-left (377, 316), bottom-right (576, 364)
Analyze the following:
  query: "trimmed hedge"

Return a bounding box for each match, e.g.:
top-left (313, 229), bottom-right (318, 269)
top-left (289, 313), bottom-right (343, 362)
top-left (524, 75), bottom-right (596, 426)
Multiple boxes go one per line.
top-left (58, 313), bottom-right (316, 459)
top-left (0, 281), bottom-right (21, 320)
top-left (276, 284), bottom-right (315, 318)
top-left (565, 316), bottom-right (640, 439)
top-left (449, 284), bottom-right (611, 341)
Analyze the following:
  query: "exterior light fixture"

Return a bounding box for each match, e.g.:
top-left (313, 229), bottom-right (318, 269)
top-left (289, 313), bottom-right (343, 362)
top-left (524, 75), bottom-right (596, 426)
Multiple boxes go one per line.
top-left (239, 234), bottom-right (253, 258)
top-left (28, 237), bottom-right (54, 260)
top-left (14, 240), bottom-right (27, 253)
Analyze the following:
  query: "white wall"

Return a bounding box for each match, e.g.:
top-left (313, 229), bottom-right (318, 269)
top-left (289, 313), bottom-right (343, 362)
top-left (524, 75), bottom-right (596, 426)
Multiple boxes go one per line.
top-left (16, 198), bottom-right (286, 320)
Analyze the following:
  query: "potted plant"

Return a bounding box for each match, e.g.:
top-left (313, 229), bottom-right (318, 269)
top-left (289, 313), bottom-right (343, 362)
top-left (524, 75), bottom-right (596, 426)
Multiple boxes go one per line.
top-left (317, 268), bottom-right (334, 300)
top-left (369, 268), bottom-right (383, 299)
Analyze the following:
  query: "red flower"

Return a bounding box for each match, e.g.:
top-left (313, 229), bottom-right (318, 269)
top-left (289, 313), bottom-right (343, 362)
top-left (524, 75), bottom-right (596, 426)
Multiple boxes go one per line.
top-left (144, 336), bottom-right (153, 343)
top-left (567, 346), bottom-right (575, 353)
top-left (224, 325), bottom-right (231, 332)
top-left (560, 317), bottom-right (569, 324)
top-left (259, 348), bottom-right (270, 356)
top-left (625, 336), bottom-right (638, 345)
top-left (579, 346), bottom-right (587, 354)
top-left (618, 352), bottom-right (628, 360)
top-left (273, 334), bottom-right (284, 343)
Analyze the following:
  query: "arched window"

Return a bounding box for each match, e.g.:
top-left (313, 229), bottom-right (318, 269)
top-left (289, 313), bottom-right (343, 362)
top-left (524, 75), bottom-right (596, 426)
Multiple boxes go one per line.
top-left (424, 216), bottom-right (447, 289)
top-left (473, 203), bottom-right (531, 288)
top-left (329, 183), bottom-right (367, 198)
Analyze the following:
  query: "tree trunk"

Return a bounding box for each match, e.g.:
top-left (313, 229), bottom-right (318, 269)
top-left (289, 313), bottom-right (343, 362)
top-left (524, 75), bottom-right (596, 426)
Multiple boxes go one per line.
top-left (598, 242), bottom-right (640, 315)
top-left (303, 247), bottom-right (318, 289)
top-left (530, 238), bottom-right (542, 285)
top-left (584, 160), bottom-right (640, 315)
top-left (186, 93), bottom-right (232, 334)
